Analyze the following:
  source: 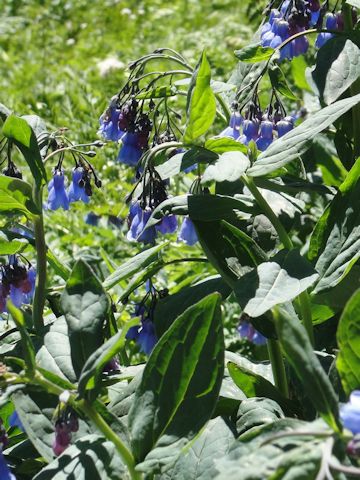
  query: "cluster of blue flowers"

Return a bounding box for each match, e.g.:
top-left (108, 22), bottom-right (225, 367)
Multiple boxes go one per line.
top-left (341, 390), bottom-right (360, 435)
top-left (47, 167), bottom-right (95, 211)
top-left (0, 256), bottom-right (35, 314)
top-left (99, 98), bottom-right (152, 167)
top-left (220, 109), bottom-right (294, 151)
top-left (238, 318), bottom-right (267, 345)
top-left (126, 303), bottom-right (158, 356)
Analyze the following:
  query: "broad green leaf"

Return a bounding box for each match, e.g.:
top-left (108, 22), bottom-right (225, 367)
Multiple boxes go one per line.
top-left (310, 37), bottom-right (360, 104)
top-left (204, 137), bottom-right (248, 154)
top-left (268, 64), bottom-right (298, 101)
top-left (78, 318), bottom-right (139, 399)
top-left (103, 243), bottom-right (166, 289)
top-left (336, 288), bottom-right (360, 395)
top-left (234, 249), bottom-right (318, 317)
top-left (0, 232), bottom-right (28, 255)
top-left (36, 316), bottom-right (77, 383)
top-left (162, 418), bottom-right (235, 480)
top-left (275, 304), bottom-right (340, 432)
top-left (309, 158), bottom-right (360, 294)
top-left (2, 114), bottom-right (47, 187)
top-left (154, 147), bottom-right (218, 180)
top-left (183, 51), bottom-right (216, 143)
top-left (146, 194), bottom-right (256, 230)
top-left (0, 175), bottom-right (40, 216)
top-left (247, 93), bottom-right (360, 177)
top-left (154, 275), bottom-right (231, 336)
top-left (61, 260), bottom-right (110, 377)
top-left (33, 434), bottom-right (125, 480)
top-left (234, 44), bottom-right (274, 63)
top-left (202, 151), bottom-right (250, 184)
top-left (347, 0), bottom-right (360, 6)
top-left (235, 397), bottom-right (284, 437)
top-left (227, 60), bottom-right (267, 106)
top-left (128, 293), bottom-right (224, 465)
top-left (227, 362), bottom-right (297, 416)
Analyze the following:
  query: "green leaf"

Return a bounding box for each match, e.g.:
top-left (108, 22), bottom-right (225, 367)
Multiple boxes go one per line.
top-left (128, 293), bottom-right (224, 465)
top-left (234, 44), bottom-right (275, 63)
top-left (336, 288), bottom-right (360, 395)
top-left (310, 37), bottom-right (360, 104)
top-left (36, 316), bottom-right (77, 383)
top-left (7, 302), bottom-right (36, 375)
top-left (204, 137), bottom-right (248, 154)
top-left (78, 318), bottom-right (139, 399)
top-left (0, 175), bottom-right (40, 216)
top-left (2, 114), bottom-right (47, 187)
top-left (247, 93), bottom-right (360, 177)
top-left (269, 64), bottom-right (298, 101)
top-left (61, 260), bottom-right (110, 377)
top-left (309, 158), bottom-right (360, 294)
top-left (227, 362), bottom-right (297, 416)
top-left (154, 147), bottom-right (218, 180)
top-left (347, 0), bottom-right (360, 7)
top-left (154, 275), bottom-right (231, 336)
top-left (275, 304), bottom-right (340, 432)
top-left (234, 249), bottom-right (318, 317)
top-left (46, 249), bottom-right (71, 281)
top-left (162, 417), bottom-right (235, 480)
top-left (183, 51), bottom-right (216, 143)
top-left (291, 55), bottom-right (312, 92)
top-left (0, 231), bottom-right (28, 255)
top-left (202, 151), bottom-right (250, 184)
top-left (102, 243), bottom-right (166, 290)
top-left (33, 434), bottom-right (125, 480)
top-left (0, 103), bottom-right (11, 121)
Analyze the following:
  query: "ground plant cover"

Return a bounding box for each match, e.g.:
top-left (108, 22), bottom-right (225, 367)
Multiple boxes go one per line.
top-left (0, 0), bottom-right (360, 478)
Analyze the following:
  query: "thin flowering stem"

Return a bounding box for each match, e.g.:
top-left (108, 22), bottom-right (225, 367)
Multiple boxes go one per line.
top-left (129, 53), bottom-right (193, 72)
top-left (32, 201), bottom-right (47, 334)
top-left (267, 338), bottom-right (289, 397)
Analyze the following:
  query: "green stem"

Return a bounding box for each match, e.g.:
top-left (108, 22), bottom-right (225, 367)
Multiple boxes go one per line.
top-left (32, 372), bottom-right (141, 480)
top-left (32, 213), bottom-right (47, 333)
top-left (242, 175), bottom-right (314, 345)
top-left (267, 338), bottom-right (289, 397)
top-left (343, 3), bottom-right (360, 159)
top-left (78, 399), bottom-right (141, 480)
top-left (215, 93), bottom-right (231, 123)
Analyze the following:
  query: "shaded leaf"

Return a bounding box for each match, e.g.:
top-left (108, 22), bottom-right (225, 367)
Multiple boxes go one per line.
top-left (0, 175), bottom-right (40, 216)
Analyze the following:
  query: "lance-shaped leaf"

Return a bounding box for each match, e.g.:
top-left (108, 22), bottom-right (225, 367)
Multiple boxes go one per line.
top-left (61, 260), bottom-right (110, 377)
top-left (128, 293), bottom-right (224, 464)
top-left (183, 51), bottom-right (216, 143)
top-left (2, 114), bottom-right (47, 187)
top-left (247, 93), bottom-right (360, 177)
top-left (234, 44), bottom-right (275, 63)
top-left (234, 249), bottom-right (318, 317)
top-left (276, 303), bottom-right (340, 432)
top-left (310, 37), bottom-right (360, 105)
top-left (103, 243), bottom-right (166, 290)
top-left (309, 158), bottom-right (360, 294)
top-left (336, 288), bottom-right (360, 395)
top-left (0, 175), bottom-right (40, 216)
top-left (269, 64), bottom-right (297, 101)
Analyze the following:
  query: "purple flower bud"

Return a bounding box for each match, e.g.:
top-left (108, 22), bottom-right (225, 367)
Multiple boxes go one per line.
top-left (316, 14), bottom-right (337, 48)
top-left (98, 104), bottom-right (124, 142)
top-left (340, 391), bottom-right (360, 435)
top-left (127, 207), bottom-right (156, 244)
top-left (219, 126), bottom-right (240, 140)
top-left (178, 217), bottom-right (198, 246)
top-left (277, 118), bottom-right (294, 137)
top-left (103, 357), bottom-right (121, 373)
top-left (52, 422), bottom-right (72, 456)
top-left (68, 168), bottom-right (90, 204)
top-left (47, 171), bottom-right (70, 211)
top-left (9, 411), bottom-right (24, 431)
top-left (0, 451), bottom-right (15, 480)
top-left (137, 319), bottom-right (157, 355)
top-left (118, 132), bottom-right (143, 166)
top-left (238, 320), bottom-right (267, 345)
top-left (84, 212), bottom-right (100, 226)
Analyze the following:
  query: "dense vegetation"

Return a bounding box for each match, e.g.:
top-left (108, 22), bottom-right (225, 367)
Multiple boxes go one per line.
top-left (0, 0), bottom-right (360, 478)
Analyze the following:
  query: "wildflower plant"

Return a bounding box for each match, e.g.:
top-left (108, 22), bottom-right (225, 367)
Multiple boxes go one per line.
top-left (1, 1), bottom-right (360, 479)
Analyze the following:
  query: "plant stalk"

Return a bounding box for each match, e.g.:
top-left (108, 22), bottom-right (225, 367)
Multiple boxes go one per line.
top-left (32, 213), bottom-right (47, 333)
top-left (241, 175), bottom-right (314, 345)
top-left (267, 338), bottom-right (289, 397)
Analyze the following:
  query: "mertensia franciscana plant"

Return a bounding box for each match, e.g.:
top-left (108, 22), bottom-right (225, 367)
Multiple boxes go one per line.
top-left (1, 0), bottom-right (360, 478)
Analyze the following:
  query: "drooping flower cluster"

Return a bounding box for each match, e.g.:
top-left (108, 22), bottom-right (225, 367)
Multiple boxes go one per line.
top-left (0, 137), bottom-right (22, 180)
top-left (261, 0), bottom-right (321, 60)
top-left (126, 290), bottom-right (160, 356)
top-left (0, 256), bottom-right (36, 313)
top-left (238, 317), bottom-right (267, 345)
top-left (220, 102), bottom-right (294, 151)
top-left (99, 96), bottom-right (153, 167)
top-left (127, 167), bottom-right (177, 244)
top-left (340, 390), bottom-right (360, 435)
top-left (52, 409), bottom-right (79, 456)
top-left (0, 418), bottom-right (15, 480)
